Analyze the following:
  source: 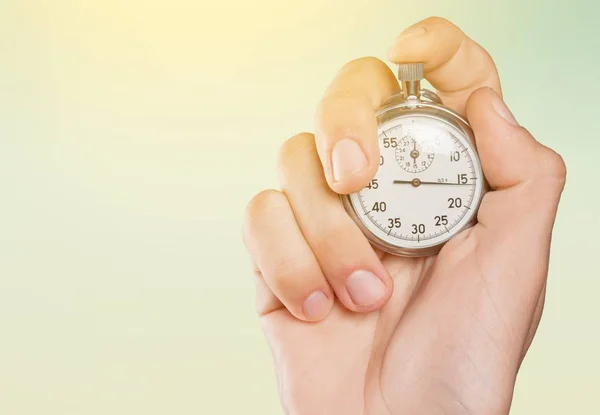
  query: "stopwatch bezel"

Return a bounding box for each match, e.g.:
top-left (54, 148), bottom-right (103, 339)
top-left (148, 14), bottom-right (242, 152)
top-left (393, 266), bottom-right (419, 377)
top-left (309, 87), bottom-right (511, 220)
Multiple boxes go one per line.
top-left (341, 98), bottom-right (488, 257)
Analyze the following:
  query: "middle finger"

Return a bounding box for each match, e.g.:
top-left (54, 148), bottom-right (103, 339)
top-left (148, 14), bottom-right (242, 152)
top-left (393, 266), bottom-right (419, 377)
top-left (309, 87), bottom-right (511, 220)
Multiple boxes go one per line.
top-left (277, 132), bottom-right (393, 313)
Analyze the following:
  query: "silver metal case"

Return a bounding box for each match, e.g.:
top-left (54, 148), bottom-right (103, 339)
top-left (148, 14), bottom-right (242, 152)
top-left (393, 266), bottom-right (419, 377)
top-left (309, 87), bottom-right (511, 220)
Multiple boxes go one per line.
top-left (342, 92), bottom-right (488, 257)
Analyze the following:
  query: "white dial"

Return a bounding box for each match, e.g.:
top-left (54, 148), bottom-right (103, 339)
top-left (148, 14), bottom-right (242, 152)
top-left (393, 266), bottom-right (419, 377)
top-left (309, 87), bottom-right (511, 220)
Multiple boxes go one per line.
top-left (348, 114), bottom-right (484, 251)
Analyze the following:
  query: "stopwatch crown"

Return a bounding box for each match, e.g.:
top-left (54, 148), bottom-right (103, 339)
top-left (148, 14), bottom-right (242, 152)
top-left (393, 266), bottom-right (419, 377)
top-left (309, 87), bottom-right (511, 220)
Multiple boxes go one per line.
top-left (397, 63), bottom-right (424, 82)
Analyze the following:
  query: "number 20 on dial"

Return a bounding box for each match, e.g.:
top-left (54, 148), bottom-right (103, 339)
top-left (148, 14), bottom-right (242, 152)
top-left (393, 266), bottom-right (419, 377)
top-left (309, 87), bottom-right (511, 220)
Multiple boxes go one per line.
top-left (342, 63), bottom-right (487, 257)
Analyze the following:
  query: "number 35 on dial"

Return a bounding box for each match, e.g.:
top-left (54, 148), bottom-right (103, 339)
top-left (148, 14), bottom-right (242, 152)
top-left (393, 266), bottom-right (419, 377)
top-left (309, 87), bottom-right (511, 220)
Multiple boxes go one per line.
top-left (343, 63), bottom-right (486, 257)
top-left (343, 114), bottom-right (486, 257)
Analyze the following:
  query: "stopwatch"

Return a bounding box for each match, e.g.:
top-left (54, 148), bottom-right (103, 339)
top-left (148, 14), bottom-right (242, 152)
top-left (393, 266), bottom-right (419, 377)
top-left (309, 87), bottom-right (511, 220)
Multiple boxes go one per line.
top-left (342, 63), bottom-right (487, 257)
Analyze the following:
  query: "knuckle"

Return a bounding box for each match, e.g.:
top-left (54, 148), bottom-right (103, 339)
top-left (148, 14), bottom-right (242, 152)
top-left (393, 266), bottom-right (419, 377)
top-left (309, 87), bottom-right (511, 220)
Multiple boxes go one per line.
top-left (422, 16), bottom-right (456, 29)
top-left (311, 218), bottom-right (350, 253)
top-left (244, 189), bottom-right (287, 234)
top-left (315, 95), bottom-right (376, 144)
top-left (546, 149), bottom-right (567, 180)
top-left (246, 189), bottom-right (287, 217)
top-left (269, 257), bottom-right (315, 289)
top-left (466, 87), bottom-right (494, 115)
top-left (319, 57), bottom-right (391, 112)
top-left (330, 57), bottom-right (387, 84)
top-left (308, 220), bottom-right (369, 282)
top-left (316, 94), bottom-right (361, 127)
top-left (538, 146), bottom-right (567, 187)
top-left (277, 132), bottom-right (315, 168)
top-left (344, 56), bottom-right (388, 74)
top-left (470, 86), bottom-right (495, 102)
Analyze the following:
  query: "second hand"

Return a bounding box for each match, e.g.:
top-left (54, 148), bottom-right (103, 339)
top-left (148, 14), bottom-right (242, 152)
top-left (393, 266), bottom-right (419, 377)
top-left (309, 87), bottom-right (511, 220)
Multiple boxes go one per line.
top-left (393, 179), bottom-right (473, 187)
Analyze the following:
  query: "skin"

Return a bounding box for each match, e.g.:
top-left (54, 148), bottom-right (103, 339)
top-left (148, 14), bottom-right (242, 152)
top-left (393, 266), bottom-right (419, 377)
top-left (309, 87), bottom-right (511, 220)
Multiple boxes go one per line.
top-left (243, 17), bottom-right (566, 415)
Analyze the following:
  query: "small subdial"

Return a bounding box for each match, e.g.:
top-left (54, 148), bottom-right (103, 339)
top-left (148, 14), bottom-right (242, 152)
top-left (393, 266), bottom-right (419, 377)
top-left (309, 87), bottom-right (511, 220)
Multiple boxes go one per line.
top-left (396, 136), bottom-right (435, 173)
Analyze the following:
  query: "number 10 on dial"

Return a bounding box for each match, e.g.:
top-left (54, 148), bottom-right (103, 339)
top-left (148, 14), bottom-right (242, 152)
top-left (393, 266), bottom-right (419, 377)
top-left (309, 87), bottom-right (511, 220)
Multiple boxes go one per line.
top-left (342, 63), bottom-right (486, 257)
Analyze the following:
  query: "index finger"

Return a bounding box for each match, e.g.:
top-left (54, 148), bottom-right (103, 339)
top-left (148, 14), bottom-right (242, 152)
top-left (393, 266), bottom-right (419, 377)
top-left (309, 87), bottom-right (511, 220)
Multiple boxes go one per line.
top-left (315, 17), bottom-right (502, 195)
top-left (387, 16), bottom-right (502, 114)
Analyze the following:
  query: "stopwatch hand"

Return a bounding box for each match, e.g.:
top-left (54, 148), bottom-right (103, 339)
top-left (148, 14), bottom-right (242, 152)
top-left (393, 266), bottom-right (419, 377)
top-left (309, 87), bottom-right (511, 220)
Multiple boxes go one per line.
top-left (393, 179), bottom-right (473, 187)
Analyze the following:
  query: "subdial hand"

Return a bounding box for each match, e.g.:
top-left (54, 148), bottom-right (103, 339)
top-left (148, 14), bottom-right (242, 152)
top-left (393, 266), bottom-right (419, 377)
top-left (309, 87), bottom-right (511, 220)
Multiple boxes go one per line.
top-left (410, 141), bottom-right (420, 169)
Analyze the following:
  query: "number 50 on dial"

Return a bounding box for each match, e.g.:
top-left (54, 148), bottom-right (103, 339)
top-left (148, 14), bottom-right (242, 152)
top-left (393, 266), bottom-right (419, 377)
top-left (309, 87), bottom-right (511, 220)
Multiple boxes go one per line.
top-left (342, 63), bottom-right (487, 257)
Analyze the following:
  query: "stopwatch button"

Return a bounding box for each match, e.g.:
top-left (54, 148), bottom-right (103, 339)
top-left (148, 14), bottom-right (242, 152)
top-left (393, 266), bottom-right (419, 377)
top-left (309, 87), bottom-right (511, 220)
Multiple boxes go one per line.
top-left (397, 63), bottom-right (424, 81)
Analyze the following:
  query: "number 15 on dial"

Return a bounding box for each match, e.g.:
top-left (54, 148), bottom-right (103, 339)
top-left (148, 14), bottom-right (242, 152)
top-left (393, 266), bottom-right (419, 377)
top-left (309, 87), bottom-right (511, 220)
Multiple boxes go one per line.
top-left (342, 63), bottom-right (487, 257)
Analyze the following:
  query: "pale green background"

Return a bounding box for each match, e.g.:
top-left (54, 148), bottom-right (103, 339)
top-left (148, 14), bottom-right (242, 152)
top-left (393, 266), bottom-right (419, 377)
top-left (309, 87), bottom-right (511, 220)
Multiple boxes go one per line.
top-left (0, 0), bottom-right (598, 414)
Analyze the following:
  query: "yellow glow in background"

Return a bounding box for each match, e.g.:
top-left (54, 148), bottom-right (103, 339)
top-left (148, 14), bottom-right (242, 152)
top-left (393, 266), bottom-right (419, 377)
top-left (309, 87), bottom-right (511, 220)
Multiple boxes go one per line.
top-left (0, 0), bottom-right (598, 413)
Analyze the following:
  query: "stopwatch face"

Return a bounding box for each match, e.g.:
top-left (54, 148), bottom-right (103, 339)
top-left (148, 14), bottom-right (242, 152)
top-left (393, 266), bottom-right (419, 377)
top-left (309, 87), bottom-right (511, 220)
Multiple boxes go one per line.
top-left (346, 113), bottom-right (484, 254)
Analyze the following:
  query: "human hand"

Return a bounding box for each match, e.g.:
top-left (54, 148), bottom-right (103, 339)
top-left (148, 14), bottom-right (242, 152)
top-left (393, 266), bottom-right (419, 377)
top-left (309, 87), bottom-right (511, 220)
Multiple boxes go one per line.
top-left (243, 17), bottom-right (566, 414)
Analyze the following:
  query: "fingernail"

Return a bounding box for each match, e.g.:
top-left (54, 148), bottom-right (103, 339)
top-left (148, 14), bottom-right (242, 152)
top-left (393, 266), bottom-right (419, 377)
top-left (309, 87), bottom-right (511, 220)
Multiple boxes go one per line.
top-left (346, 270), bottom-right (387, 307)
top-left (331, 138), bottom-right (368, 182)
top-left (396, 26), bottom-right (427, 41)
top-left (303, 291), bottom-right (331, 321)
top-left (491, 92), bottom-right (519, 126)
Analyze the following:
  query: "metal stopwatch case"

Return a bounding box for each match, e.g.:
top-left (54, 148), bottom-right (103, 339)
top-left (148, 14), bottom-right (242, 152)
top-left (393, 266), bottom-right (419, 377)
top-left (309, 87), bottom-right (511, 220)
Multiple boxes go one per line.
top-left (342, 63), bottom-right (487, 257)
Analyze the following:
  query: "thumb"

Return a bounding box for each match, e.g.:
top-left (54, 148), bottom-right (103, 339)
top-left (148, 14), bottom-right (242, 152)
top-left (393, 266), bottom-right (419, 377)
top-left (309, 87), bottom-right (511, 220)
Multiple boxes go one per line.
top-left (466, 87), bottom-right (566, 231)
